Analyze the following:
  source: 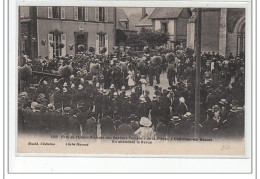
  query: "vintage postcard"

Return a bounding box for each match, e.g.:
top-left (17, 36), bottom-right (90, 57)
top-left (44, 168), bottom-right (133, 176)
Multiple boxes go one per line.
top-left (16, 3), bottom-right (250, 156)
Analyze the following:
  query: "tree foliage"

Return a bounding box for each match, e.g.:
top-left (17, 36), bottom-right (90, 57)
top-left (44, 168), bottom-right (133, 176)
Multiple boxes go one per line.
top-left (125, 28), bottom-right (169, 48)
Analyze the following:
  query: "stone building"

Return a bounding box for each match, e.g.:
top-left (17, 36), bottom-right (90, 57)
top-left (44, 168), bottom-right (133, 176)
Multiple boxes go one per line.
top-left (187, 8), bottom-right (245, 57)
top-left (19, 6), bottom-right (117, 59)
top-left (149, 8), bottom-right (192, 49)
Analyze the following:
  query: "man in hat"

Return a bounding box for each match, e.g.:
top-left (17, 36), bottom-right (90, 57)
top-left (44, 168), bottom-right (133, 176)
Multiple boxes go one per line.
top-left (102, 90), bottom-right (111, 117)
top-left (155, 117), bottom-right (167, 138)
top-left (111, 92), bottom-right (121, 117)
top-left (129, 114), bottom-right (139, 132)
top-left (61, 87), bottom-right (71, 109)
top-left (109, 84), bottom-right (115, 100)
top-left (154, 63), bottom-right (162, 84)
top-left (117, 117), bottom-right (134, 137)
top-left (100, 116), bottom-right (115, 137)
top-left (67, 108), bottom-right (81, 135)
top-left (158, 89), bottom-right (171, 123)
top-left (94, 90), bottom-right (103, 119)
top-left (103, 67), bottom-right (112, 89)
top-left (45, 103), bottom-right (61, 133)
top-left (205, 90), bottom-right (218, 109)
top-left (148, 64), bottom-right (155, 86)
top-left (121, 95), bottom-right (131, 117)
top-left (177, 97), bottom-right (189, 117)
top-left (150, 95), bottom-right (159, 126)
top-left (167, 116), bottom-right (182, 137)
top-left (136, 98), bottom-right (148, 119)
top-left (83, 116), bottom-right (97, 137)
top-left (167, 65), bottom-right (176, 86)
top-left (119, 86), bottom-right (126, 100)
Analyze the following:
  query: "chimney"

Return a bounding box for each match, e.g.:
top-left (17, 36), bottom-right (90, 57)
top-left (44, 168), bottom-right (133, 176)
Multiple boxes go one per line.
top-left (142, 7), bottom-right (146, 19)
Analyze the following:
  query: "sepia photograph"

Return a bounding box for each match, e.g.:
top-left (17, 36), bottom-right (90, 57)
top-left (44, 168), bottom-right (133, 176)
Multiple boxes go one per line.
top-left (17, 6), bottom-right (247, 155)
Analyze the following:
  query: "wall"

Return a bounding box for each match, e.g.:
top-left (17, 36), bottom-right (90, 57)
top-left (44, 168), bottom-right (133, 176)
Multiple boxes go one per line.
top-left (186, 22), bottom-right (195, 48)
top-left (154, 20), bottom-right (161, 30)
top-left (37, 19), bottom-right (115, 57)
top-left (20, 6), bottom-right (30, 18)
top-left (201, 10), bottom-right (220, 52)
top-left (37, 6), bottom-right (114, 22)
top-left (176, 17), bottom-right (189, 42)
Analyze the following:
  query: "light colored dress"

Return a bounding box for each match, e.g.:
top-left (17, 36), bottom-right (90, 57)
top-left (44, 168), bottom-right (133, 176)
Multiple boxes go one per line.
top-left (134, 127), bottom-right (154, 139)
top-left (139, 78), bottom-right (147, 94)
top-left (127, 74), bottom-right (135, 87)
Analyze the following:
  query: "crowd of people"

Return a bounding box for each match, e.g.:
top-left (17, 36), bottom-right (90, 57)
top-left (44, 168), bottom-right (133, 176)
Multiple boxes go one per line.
top-left (18, 47), bottom-right (245, 139)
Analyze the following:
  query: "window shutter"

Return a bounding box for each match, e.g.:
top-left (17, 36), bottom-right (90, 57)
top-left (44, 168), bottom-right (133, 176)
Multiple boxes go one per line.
top-left (105, 34), bottom-right (108, 55)
top-left (84, 7), bottom-right (88, 21)
top-left (74, 7), bottom-right (78, 20)
top-left (95, 7), bottom-right (99, 21)
top-left (105, 7), bottom-right (108, 22)
top-left (96, 35), bottom-right (99, 54)
top-left (61, 7), bottom-right (65, 19)
top-left (61, 34), bottom-right (67, 57)
top-left (48, 34), bottom-right (54, 59)
top-left (48, 7), bottom-right (53, 18)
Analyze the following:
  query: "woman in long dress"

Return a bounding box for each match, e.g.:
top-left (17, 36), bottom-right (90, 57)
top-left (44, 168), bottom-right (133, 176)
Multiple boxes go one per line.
top-left (126, 72), bottom-right (135, 89)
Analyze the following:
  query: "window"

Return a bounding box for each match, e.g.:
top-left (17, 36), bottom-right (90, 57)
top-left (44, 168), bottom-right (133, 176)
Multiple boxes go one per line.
top-left (99, 34), bottom-right (105, 47)
top-left (61, 7), bottom-right (65, 19)
top-left (161, 22), bottom-right (168, 33)
top-left (99, 7), bottom-right (105, 22)
top-left (84, 7), bottom-right (88, 21)
top-left (48, 7), bottom-right (60, 18)
top-left (53, 34), bottom-right (61, 57)
top-left (78, 7), bottom-right (85, 20)
top-left (125, 22), bottom-right (129, 30)
top-left (52, 7), bottom-right (59, 18)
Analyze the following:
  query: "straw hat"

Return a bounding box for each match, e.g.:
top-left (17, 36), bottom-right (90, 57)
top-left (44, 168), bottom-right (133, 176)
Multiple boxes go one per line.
top-left (140, 117), bottom-right (152, 127)
top-left (219, 99), bottom-right (228, 104)
top-left (63, 87), bottom-right (67, 93)
top-left (78, 84), bottom-right (83, 90)
top-left (183, 112), bottom-right (192, 118)
top-left (54, 78), bottom-right (58, 83)
top-left (171, 116), bottom-right (181, 122)
top-left (110, 84), bottom-right (115, 89)
top-left (64, 107), bottom-right (71, 113)
top-left (179, 97), bottom-right (185, 103)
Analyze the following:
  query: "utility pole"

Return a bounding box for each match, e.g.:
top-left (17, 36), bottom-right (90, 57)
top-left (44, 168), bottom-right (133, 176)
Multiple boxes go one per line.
top-left (194, 8), bottom-right (201, 138)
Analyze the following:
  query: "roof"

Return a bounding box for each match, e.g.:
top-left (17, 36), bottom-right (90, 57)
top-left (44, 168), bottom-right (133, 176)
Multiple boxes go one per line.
top-left (128, 13), bottom-right (143, 31)
top-left (116, 8), bottom-right (129, 30)
top-left (117, 8), bottom-right (129, 20)
top-left (135, 16), bottom-right (153, 27)
top-left (149, 8), bottom-right (183, 19)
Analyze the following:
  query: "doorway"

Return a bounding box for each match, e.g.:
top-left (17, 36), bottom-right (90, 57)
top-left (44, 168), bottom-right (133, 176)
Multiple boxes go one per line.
top-left (74, 32), bottom-right (88, 54)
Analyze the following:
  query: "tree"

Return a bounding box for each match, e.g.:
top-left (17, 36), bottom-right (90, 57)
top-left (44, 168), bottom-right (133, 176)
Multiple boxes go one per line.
top-left (138, 29), bottom-right (169, 48)
top-left (125, 29), bottom-right (169, 49)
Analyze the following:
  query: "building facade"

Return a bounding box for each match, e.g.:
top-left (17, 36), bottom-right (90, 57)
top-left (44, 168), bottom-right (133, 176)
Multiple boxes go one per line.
top-left (187, 8), bottom-right (245, 57)
top-left (19, 6), bottom-right (116, 59)
top-left (149, 8), bottom-right (192, 49)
